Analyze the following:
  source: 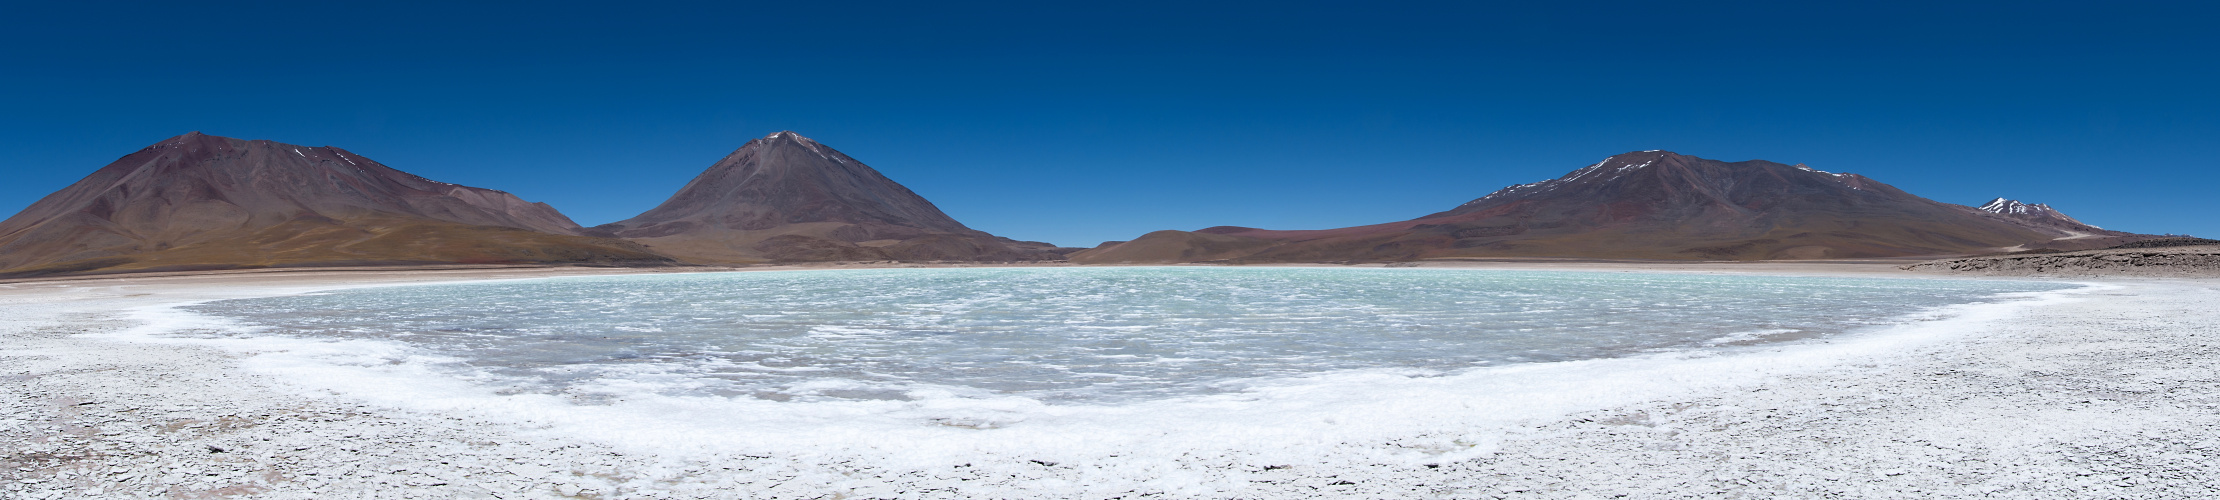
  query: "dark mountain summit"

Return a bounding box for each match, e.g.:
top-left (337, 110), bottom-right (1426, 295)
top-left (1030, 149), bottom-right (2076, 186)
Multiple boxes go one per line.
top-left (1424, 150), bottom-right (1904, 221)
top-left (1074, 151), bottom-right (2149, 263)
top-left (0, 132), bottom-right (667, 277)
top-left (605, 131), bottom-right (971, 236)
top-left (593, 131), bottom-right (1067, 263)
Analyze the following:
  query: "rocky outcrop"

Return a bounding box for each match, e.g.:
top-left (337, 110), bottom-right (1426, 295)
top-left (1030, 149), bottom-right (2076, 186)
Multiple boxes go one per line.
top-left (595, 131), bottom-right (1071, 263)
top-left (2105, 237), bottom-right (2220, 249)
top-left (0, 133), bottom-right (671, 278)
top-left (1904, 245), bottom-right (2220, 277)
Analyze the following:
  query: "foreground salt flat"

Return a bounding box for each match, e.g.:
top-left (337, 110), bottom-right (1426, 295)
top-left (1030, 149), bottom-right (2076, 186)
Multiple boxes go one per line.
top-left (2, 265), bottom-right (2216, 499)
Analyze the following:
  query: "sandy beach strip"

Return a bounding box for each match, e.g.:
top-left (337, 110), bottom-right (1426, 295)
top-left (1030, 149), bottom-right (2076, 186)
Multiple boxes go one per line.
top-left (3, 265), bottom-right (2217, 499)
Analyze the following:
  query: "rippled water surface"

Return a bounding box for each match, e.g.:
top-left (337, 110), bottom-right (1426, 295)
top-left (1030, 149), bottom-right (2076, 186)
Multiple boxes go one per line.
top-left (189, 267), bottom-right (2069, 404)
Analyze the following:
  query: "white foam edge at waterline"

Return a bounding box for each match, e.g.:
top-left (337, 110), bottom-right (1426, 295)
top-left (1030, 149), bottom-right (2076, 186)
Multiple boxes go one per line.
top-left (91, 279), bottom-right (2113, 496)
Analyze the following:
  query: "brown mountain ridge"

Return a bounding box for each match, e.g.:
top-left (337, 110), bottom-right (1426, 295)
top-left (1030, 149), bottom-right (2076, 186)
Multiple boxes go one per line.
top-left (1072, 150), bottom-right (2152, 263)
top-left (0, 131), bottom-right (1073, 278)
top-left (0, 132), bottom-right (669, 278)
top-left (589, 131), bottom-right (1071, 263)
top-left (3, 138), bottom-right (2158, 276)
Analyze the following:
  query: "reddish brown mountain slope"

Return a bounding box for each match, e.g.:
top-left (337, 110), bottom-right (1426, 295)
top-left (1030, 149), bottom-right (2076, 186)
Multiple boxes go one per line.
top-left (593, 131), bottom-right (1068, 263)
top-left (0, 133), bottom-right (669, 277)
top-left (1072, 150), bottom-right (2151, 263)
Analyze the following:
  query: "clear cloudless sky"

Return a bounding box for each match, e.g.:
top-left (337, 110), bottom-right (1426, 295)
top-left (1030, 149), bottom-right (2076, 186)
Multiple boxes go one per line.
top-left (2, 1), bottom-right (2214, 247)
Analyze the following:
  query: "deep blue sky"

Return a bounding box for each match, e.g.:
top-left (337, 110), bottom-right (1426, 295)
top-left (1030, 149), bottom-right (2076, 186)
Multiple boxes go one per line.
top-left (3, 1), bottom-right (2213, 246)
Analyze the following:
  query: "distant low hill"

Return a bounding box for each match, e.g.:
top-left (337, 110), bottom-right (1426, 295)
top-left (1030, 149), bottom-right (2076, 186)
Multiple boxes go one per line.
top-left (589, 131), bottom-right (1073, 263)
top-left (1073, 150), bottom-right (2156, 263)
top-left (0, 133), bottom-right (669, 278)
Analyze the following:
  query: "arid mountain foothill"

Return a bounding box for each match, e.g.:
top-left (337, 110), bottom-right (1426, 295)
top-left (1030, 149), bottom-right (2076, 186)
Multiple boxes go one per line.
top-left (589, 131), bottom-right (1071, 263)
top-left (1072, 150), bottom-right (2155, 264)
top-left (0, 132), bottom-right (668, 278)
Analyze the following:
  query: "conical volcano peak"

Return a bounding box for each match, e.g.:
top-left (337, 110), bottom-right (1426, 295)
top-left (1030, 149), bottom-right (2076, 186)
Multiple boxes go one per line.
top-left (148, 131), bottom-right (235, 152)
top-left (170, 130), bottom-right (216, 142)
top-left (737, 130), bottom-right (849, 164)
top-left (598, 133), bottom-right (1068, 263)
top-left (755, 130), bottom-right (826, 147)
top-left (608, 132), bottom-right (973, 236)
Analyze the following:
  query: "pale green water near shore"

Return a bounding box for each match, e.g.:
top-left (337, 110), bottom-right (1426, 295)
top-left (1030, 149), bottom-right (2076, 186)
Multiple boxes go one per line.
top-left (185, 267), bottom-right (2072, 405)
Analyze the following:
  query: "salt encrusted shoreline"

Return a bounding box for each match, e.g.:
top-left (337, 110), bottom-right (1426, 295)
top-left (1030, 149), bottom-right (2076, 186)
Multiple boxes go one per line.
top-left (3, 266), bottom-right (2217, 499)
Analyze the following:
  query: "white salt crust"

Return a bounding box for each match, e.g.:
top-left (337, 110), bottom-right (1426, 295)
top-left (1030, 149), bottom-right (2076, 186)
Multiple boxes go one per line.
top-left (4, 269), bottom-right (2218, 499)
